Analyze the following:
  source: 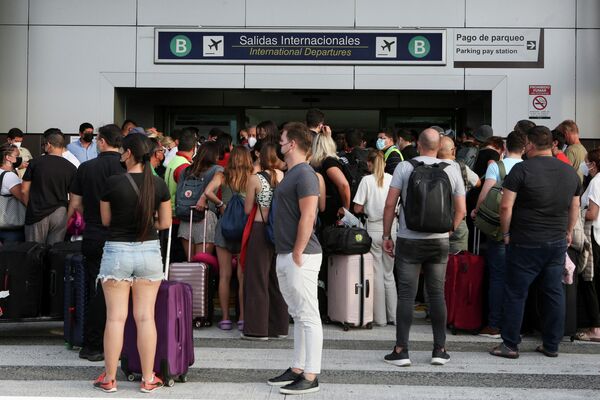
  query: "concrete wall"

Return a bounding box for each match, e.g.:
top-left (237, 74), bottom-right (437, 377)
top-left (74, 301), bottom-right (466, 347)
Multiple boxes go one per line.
top-left (0, 0), bottom-right (597, 137)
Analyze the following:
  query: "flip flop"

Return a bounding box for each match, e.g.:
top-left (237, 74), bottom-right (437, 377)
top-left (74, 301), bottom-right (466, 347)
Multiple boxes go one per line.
top-left (535, 345), bottom-right (558, 358)
top-left (574, 331), bottom-right (591, 341)
top-left (489, 343), bottom-right (519, 359)
top-left (218, 320), bottom-right (232, 331)
top-left (237, 320), bottom-right (244, 331)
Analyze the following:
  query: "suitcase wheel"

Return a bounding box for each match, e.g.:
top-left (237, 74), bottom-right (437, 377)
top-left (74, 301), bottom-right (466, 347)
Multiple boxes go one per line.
top-left (365, 323), bottom-right (373, 330)
top-left (167, 378), bottom-right (175, 387)
top-left (194, 320), bottom-right (203, 329)
top-left (342, 323), bottom-right (349, 332)
top-left (179, 374), bottom-right (188, 383)
top-left (127, 374), bottom-right (136, 382)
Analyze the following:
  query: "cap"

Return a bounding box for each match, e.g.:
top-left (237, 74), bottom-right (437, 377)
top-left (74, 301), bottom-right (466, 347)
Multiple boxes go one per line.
top-left (473, 124), bottom-right (493, 143)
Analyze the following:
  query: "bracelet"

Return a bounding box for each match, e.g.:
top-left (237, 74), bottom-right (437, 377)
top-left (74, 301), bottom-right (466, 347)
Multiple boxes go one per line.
top-left (382, 235), bottom-right (392, 240)
top-left (503, 232), bottom-right (510, 238)
top-left (215, 201), bottom-right (224, 209)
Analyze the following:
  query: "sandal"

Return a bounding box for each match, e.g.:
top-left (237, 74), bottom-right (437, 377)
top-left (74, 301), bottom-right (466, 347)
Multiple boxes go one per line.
top-left (237, 320), bottom-right (244, 331)
top-left (218, 320), bottom-right (232, 331)
top-left (575, 331), bottom-right (591, 341)
top-left (535, 345), bottom-right (558, 358)
top-left (489, 343), bottom-right (519, 359)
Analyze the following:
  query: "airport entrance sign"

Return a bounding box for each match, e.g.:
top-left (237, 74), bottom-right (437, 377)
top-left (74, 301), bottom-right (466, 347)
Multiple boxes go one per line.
top-left (155, 29), bottom-right (446, 65)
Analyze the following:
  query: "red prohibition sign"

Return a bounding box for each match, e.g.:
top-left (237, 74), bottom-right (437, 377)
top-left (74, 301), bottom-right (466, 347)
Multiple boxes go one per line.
top-left (532, 96), bottom-right (547, 110)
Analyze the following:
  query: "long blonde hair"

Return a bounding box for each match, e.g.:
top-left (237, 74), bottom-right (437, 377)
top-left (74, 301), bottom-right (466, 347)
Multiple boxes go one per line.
top-left (368, 149), bottom-right (385, 188)
top-left (310, 134), bottom-right (338, 169)
top-left (224, 145), bottom-right (253, 192)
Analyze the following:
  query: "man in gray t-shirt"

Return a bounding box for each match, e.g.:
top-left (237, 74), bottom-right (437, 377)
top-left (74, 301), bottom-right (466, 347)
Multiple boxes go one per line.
top-left (381, 128), bottom-right (466, 368)
top-left (268, 122), bottom-right (323, 395)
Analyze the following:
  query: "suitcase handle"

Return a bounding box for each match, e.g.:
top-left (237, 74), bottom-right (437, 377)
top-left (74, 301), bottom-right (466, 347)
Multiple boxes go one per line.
top-left (175, 315), bottom-right (181, 344)
top-left (365, 279), bottom-right (370, 298)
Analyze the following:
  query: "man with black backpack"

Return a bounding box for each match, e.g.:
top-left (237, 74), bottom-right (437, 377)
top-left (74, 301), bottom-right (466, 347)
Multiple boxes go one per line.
top-left (381, 128), bottom-right (466, 367)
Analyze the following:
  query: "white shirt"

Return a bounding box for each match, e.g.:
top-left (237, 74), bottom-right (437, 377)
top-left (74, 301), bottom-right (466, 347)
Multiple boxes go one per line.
top-left (0, 170), bottom-right (21, 195)
top-left (581, 174), bottom-right (600, 244)
top-left (62, 150), bottom-right (81, 168)
top-left (353, 173), bottom-right (392, 223)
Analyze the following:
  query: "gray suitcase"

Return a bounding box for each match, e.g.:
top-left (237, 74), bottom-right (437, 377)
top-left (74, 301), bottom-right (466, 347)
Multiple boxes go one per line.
top-left (167, 209), bottom-right (212, 328)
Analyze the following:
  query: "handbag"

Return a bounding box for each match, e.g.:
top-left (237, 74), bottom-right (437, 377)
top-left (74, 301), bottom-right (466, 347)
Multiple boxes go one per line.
top-left (0, 171), bottom-right (26, 229)
top-left (320, 224), bottom-right (372, 255)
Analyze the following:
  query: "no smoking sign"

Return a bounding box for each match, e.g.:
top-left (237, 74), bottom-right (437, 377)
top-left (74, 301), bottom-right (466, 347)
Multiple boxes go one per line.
top-left (528, 85), bottom-right (551, 119)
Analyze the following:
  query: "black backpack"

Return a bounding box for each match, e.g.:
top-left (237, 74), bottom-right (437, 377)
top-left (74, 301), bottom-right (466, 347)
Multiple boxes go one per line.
top-left (403, 160), bottom-right (454, 233)
top-left (456, 144), bottom-right (479, 169)
top-left (339, 149), bottom-right (369, 200)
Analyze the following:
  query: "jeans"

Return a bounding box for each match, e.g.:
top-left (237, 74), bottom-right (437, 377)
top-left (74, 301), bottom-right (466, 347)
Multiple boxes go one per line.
top-left (82, 238), bottom-right (106, 352)
top-left (395, 238), bottom-right (449, 349)
top-left (486, 238), bottom-right (507, 329)
top-left (276, 253), bottom-right (323, 374)
top-left (501, 239), bottom-right (567, 353)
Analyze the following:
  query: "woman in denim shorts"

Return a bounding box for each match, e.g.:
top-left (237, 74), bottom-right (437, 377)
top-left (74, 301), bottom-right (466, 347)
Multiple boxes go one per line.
top-left (93, 133), bottom-right (172, 394)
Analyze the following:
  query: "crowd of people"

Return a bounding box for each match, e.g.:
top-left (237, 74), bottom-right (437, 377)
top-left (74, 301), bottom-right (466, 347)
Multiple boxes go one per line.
top-left (2, 111), bottom-right (598, 395)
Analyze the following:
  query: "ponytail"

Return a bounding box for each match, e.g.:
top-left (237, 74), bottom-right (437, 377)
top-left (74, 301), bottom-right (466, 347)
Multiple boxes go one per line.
top-left (368, 149), bottom-right (385, 188)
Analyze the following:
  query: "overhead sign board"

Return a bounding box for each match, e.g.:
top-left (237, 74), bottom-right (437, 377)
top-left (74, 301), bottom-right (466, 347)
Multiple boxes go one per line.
top-left (453, 29), bottom-right (543, 68)
top-left (155, 29), bottom-right (446, 65)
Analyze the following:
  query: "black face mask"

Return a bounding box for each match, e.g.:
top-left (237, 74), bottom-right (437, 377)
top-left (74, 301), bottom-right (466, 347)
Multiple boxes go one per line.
top-left (82, 133), bottom-right (94, 143)
top-left (12, 157), bottom-right (22, 169)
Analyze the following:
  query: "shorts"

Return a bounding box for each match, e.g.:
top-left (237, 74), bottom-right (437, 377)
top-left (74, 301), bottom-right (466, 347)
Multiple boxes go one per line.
top-left (97, 240), bottom-right (164, 283)
top-left (178, 210), bottom-right (218, 244)
top-left (214, 218), bottom-right (242, 254)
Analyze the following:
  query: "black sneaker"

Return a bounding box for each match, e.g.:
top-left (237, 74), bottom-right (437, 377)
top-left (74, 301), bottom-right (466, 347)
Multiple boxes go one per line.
top-left (384, 347), bottom-right (411, 367)
top-left (267, 368), bottom-right (301, 386)
top-left (79, 347), bottom-right (104, 362)
top-left (431, 347), bottom-right (450, 365)
top-left (279, 375), bottom-right (319, 395)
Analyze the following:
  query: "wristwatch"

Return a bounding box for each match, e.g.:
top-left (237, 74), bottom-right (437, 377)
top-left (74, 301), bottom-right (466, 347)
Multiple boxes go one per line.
top-left (382, 235), bottom-right (392, 240)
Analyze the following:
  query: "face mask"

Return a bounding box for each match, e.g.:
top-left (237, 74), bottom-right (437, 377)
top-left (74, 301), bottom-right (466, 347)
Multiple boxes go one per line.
top-left (376, 138), bottom-right (386, 150)
top-left (580, 162), bottom-right (590, 177)
top-left (247, 137), bottom-right (257, 148)
top-left (12, 157), bottom-right (22, 169)
top-left (13, 142), bottom-right (22, 149)
top-left (280, 142), bottom-right (292, 157)
top-left (82, 133), bottom-right (94, 143)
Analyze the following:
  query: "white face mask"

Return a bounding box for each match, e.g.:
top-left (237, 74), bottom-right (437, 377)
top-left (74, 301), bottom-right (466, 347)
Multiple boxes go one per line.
top-left (247, 137), bottom-right (257, 148)
top-left (13, 142), bottom-right (22, 148)
top-left (580, 162), bottom-right (590, 177)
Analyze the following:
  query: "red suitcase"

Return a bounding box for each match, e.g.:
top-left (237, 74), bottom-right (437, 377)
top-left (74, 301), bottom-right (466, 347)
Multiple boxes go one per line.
top-left (445, 229), bottom-right (485, 333)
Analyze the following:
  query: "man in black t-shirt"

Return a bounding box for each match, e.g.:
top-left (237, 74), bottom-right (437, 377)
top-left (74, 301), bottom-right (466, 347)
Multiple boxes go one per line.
top-left (22, 129), bottom-right (77, 245)
top-left (68, 124), bottom-right (125, 362)
top-left (490, 126), bottom-right (581, 359)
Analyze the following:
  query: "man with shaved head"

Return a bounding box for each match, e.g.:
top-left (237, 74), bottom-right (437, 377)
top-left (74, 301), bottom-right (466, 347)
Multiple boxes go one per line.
top-left (382, 128), bottom-right (466, 367)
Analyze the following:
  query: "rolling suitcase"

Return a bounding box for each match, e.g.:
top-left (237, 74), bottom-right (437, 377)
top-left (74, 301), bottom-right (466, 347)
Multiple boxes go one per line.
top-left (0, 242), bottom-right (47, 319)
top-left (168, 209), bottom-right (212, 328)
top-left (445, 229), bottom-right (485, 333)
top-left (63, 253), bottom-right (86, 348)
top-left (327, 253), bottom-right (374, 330)
top-left (121, 233), bottom-right (195, 387)
top-left (45, 241), bottom-right (82, 318)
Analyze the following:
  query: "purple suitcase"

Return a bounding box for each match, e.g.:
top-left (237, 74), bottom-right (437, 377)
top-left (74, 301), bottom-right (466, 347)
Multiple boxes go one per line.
top-left (120, 225), bottom-right (195, 387)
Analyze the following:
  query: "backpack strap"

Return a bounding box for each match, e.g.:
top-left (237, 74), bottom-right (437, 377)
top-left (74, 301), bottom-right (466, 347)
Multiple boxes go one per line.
top-left (125, 173), bottom-right (140, 197)
top-left (497, 160), bottom-right (507, 182)
top-left (0, 171), bottom-right (8, 197)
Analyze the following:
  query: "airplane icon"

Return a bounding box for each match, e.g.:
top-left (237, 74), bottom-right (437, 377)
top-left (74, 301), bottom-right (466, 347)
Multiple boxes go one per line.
top-left (208, 39), bottom-right (222, 50)
top-left (381, 40), bottom-right (395, 51)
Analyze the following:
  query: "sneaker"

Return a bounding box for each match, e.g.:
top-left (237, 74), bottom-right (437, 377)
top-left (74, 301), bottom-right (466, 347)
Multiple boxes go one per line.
top-left (93, 372), bottom-right (117, 393)
top-left (279, 375), bottom-right (319, 395)
top-left (413, 304), bottom-right (428, 319)
top-left (140, 374), bottom-right (163, 393)
top-left (383, 347), bottom-right (411, 367)
top-left (240, 333), bottom-right (268, 341)
top-left (479, 326), bottom-right (501, 339)
top-left (79, 347), bottom-right (104, 362)
top-left (267, 368), bottom-right (302, 386)
top-left (431, 347), bottom-right (450, 365)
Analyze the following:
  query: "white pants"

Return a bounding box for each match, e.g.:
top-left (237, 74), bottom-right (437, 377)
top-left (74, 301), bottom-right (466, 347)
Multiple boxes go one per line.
top-left (276, 253), bottom-right (323, 374)
top-left (367, 221), bottom-right (398, 326)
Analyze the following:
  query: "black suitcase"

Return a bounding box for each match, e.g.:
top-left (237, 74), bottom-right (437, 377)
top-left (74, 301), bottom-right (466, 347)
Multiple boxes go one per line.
top-left (64, 253), bottom-right (87, 348)
top-left (44, 241), bottom-right (82, 318)
top-left (0, 242), bottom-right (47, 319)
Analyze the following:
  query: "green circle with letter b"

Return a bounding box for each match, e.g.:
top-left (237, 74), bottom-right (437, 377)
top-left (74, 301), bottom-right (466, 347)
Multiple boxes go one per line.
top-left (170, 35), bottom-right (192, 57)
top-left (408, 36), bottom-right (430, 58)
